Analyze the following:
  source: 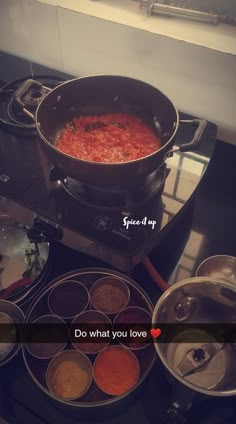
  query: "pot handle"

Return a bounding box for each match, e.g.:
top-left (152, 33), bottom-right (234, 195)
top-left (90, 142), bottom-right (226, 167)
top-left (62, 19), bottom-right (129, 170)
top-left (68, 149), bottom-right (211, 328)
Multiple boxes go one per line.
top-left (178, 119), bottom-right (208, 152)
top-left (13, 78), bottom-right (52, 121)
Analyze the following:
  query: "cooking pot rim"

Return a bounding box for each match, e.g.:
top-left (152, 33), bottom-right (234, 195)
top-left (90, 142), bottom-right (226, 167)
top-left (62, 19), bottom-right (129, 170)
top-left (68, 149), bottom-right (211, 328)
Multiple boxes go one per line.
top-left (34, 74), bottom-right (179, 166)
top-left (152, 276), bottom-right (236, 318)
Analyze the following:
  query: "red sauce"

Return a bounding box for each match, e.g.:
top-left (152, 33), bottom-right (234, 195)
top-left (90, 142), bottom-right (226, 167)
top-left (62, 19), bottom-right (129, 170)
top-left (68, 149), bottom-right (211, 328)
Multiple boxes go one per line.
top-left (56, 113), bottom-right (161, 163)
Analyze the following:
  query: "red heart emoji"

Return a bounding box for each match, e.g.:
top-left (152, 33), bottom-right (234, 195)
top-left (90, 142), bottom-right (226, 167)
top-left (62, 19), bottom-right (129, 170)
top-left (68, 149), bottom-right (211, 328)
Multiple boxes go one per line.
top-left (150, 328), bottom-right (162, 339)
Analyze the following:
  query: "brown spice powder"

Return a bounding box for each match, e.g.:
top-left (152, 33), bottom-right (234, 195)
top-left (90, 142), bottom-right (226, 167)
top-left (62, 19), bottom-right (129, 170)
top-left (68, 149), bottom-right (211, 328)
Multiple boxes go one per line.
top-left (91, 283), bottom-right (128, 313)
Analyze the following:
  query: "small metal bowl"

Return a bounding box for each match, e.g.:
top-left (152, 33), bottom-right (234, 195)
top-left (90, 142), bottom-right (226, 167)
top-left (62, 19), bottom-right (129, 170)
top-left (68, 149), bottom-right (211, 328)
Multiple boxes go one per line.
top-left (25, 314), bottom-right (68, 360)
top-left (196, 255), bottom-right (236, 285)
top-left (93, 345), bottom-right (140, 396)
top-left (90, 277), bottom-right (130, 315)
top-left (46, 350), bottom-right (93, 401)
top-left (71, 310), bottom-right (112, 354)
top-left (48, 280), bottom-right (89, 320)
top-left (0, 300), bottom-right (25, 366)
top-left (114, 306), bottom-right (151, 350)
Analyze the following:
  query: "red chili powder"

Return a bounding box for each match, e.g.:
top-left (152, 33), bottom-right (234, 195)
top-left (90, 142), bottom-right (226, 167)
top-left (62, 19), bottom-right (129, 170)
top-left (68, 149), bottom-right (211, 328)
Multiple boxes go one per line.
top-left (94, 346), bottom-right (139, 396)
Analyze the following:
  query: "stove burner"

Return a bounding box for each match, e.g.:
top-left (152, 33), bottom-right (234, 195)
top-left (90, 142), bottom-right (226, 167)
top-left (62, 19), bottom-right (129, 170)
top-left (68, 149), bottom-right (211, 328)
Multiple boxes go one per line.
top-left (51, 165), bottom-right (168, 212)
top-left (0, 75), bottom-right (64, 134)
top-left (7, 99), bottom-right (34, 128)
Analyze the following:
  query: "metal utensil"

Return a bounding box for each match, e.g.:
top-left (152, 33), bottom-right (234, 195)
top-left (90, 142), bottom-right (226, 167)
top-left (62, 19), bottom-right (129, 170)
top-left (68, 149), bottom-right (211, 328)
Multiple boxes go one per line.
top-left (140, 1), bottom-right (219, 24)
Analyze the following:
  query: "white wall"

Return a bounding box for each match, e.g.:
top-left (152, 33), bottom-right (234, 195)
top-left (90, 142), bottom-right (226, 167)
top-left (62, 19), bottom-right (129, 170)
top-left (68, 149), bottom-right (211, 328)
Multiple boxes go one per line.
top-left (0, 0), bottom-right (236, 144)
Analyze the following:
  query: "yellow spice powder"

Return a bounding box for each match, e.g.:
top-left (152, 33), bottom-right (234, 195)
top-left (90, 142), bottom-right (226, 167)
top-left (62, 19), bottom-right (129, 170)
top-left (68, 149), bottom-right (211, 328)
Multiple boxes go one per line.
top-left (51, 360), bottom-right (89, 399)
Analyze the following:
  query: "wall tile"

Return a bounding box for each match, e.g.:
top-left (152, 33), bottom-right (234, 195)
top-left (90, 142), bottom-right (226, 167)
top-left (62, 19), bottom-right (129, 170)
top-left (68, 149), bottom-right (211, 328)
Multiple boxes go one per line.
top-left (57, 8), bottom-right (141, 77)
top-left (57, 7), bottom-right (236, 143)
top-left (0, 0), bottom-right (63, 71)
top-left (0, 51), bottom-right (31, 81)
top-left (30, 61), bottom-right (74, 80)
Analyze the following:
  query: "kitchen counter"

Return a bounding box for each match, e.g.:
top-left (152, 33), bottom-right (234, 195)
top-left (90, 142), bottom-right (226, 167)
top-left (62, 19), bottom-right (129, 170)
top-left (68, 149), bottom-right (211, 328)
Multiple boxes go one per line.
top-left (0, 139), bottom-right (236, 423)
top-left (160, 138), bottom-right (236, 284)
top-left (38, 0), bottom-right (236, 55)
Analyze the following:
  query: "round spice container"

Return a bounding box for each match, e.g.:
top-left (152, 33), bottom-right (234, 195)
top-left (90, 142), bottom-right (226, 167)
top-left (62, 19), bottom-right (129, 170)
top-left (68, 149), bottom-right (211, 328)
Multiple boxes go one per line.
top-left (48, 280), bottom-right (89, 319)
top-left (46, 350), bottom-right (93, 400)
top-left (93, 346), bottom-right (140, 396)
top-left (0, 300), bottom-right (25, 367)
top-left (71, 310), bottom-right (112, 354)
top-left (114, 306), bottom-right (151, 350)
top-left (90, 277), bottom-right (130, 314)
top-left (0, 312), bottom-right (15, 361)
top-left (25, 315), bottom-right (68, 359)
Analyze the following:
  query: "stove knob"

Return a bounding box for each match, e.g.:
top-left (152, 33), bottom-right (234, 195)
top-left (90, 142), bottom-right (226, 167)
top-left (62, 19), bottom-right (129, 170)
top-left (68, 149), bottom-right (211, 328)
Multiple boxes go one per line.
top-left (27, 218), bottom-right (63, 243)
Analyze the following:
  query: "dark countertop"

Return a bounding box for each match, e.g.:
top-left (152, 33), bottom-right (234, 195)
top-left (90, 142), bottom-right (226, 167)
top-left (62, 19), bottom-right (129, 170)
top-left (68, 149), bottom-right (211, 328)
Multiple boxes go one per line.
top-left (169, 138), bottom-right (236, 283)
top-left (0, 139), bottom-right (236, 424)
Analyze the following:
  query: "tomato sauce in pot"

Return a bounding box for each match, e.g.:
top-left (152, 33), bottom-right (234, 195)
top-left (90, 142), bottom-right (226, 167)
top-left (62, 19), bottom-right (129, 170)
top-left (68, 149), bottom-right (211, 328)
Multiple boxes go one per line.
top-left (56, 113), bottom-right (161, 163)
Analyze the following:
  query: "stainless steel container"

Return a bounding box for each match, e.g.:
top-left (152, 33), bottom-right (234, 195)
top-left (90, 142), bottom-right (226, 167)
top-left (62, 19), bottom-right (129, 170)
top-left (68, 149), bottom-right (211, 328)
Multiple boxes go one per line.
top-left (196, 255), bottom-right (236, 286)
top-left (0, 214), bottom-right (49, 303)
top-left (152, 277), bottom-right (236, 396)
top-left (0, 300), bottom-right (25, 366)
top-left (22, 268), bottom-right (156, 409)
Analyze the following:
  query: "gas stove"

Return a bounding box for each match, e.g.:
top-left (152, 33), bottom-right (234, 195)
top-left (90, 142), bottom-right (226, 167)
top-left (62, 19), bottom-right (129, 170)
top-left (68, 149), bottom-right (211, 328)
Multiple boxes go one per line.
top-left (0, 76), bottom-right (217, 272)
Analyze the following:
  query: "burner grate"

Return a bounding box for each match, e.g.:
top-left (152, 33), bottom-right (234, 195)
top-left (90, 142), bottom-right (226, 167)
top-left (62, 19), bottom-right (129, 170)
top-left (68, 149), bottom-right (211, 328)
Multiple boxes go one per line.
top-left (51, 165), bottom-right (168, 213)
top-left (0, 75), bottom-right (64, 134)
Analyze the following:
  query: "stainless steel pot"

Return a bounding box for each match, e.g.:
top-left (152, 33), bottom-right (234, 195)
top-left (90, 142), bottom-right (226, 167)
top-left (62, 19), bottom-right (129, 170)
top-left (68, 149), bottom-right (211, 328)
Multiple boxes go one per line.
top-left (152, 277), bottom-right (236, 396)
top-left (196, 255), bottom-right (236, 286)
top-left (13, 75), bottom-right (207, 186)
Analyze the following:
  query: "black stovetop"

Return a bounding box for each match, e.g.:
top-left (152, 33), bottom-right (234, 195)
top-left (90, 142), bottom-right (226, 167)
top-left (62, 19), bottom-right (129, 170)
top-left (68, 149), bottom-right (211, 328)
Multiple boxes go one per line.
top-left (0, 108), bottom-right (216, 271)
